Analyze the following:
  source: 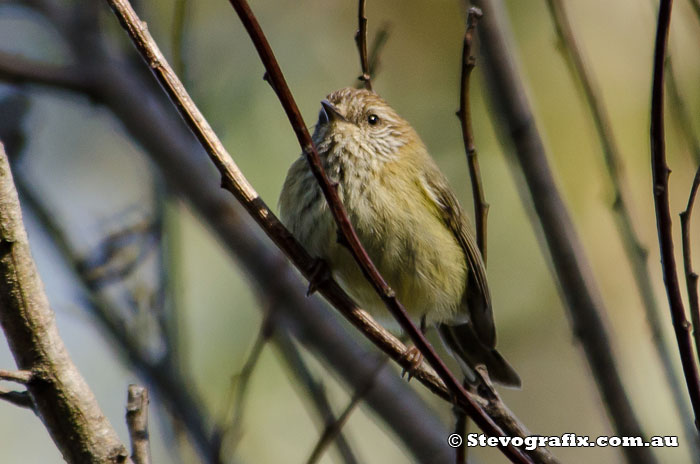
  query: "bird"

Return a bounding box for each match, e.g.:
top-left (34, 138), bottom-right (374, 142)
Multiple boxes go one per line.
top-left (279, 87), bottom-right (520, 388)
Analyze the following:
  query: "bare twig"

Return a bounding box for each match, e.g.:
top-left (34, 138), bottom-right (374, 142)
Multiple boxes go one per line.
top-left (126, 385), bottom-right (152, 464)
top-left (0, 144), bottom-right (130, 463)
top-left (305, 360), bottom-right (384, 464)
top-left (354, 0), bottom-right (372, 90)
top-left (272, 329), bottom-right (360, 464)
top-left (681, 166), bottom-right (700, 375)
top-left (650, 0), bottom-right (700, 432)
top-left (0, 369), bottom-right (32, 384)
top-left (458, 7), bottom-right (487, 261)
top-left (545, 0), bottom-right (696, 446)
top-left (0, 389), bottom-right (34, 410)
top-left (217, 316), bottom-right (271, 449)
top-left (471, 1), bottom-right (655, 462)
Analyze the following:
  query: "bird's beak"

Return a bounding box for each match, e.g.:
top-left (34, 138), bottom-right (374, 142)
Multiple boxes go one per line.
top-left (319, 99), bottom-right (347, 125)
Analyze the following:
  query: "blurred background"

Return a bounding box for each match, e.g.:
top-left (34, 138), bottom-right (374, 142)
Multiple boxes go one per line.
top-left (1, 0), bottom-right (699, 462)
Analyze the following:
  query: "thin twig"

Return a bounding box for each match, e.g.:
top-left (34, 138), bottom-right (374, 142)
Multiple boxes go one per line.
top-left (455, 9), bottom-right (484, 463)
top-left (458, 7), bottom-right (487, 261)
top-left (545, 0), bottom-right (697, 447)
top-left (471, 1), bottom-right (655, 462)
top-left (126, 385), bottom-right (152, 464)
top-left (272, 327), bottom-right (360, 464)
top-left (305, 360), bottom-right (384, 464)
top-left (354, 0), bottom-right (372, 90)
top-left (0, 389), bottom-right (34, 410)
top-left (217, 316), bottom-right (271, 449)
top-left (650, 0), bottom-right (700, 432)
top-left (681, 166), bottom-right (700, 385)
top-left (0, 369), bottom-right (33, 384)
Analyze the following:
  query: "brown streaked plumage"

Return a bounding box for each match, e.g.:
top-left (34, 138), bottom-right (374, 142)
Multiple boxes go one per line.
top-left (279, 87), bottom-right (520, 387)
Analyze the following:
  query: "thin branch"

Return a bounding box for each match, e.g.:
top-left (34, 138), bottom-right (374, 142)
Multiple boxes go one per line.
top-left (126, 385), bottom-right (152, 464)
top-left (681, 166), bottom-right (700, 375)
top-left (0, 388), bottom-right (34, 410)
top-left (222, 3), bottom-right (530, 461)
top-left (217, 316), bottom-right (271, 449)
top-left (650, 0), bottom-right (700, 432)
top-left (458, 7), bottom-right (487, 261)
top-left (354, 0), bottom-right (372, 90)
top-left (471, 1), bottom-right (655, 462)
top-left (0, 144), bottom-right (130, 463)
top-left (544, 0), bottom-right (696, 446)
top-left (0, 369), bottom-right (33, 384)
top-left (305, 360), bottom-right (384, 464)
top-left (272, 329), bottom-right (360, 464)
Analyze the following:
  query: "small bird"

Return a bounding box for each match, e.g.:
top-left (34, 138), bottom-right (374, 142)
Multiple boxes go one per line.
top-left (280, 87), bottom-right (520, 388)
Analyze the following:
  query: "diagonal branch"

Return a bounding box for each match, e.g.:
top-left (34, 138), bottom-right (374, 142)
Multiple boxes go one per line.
top-left (650, 0), bottom-right (700, 432)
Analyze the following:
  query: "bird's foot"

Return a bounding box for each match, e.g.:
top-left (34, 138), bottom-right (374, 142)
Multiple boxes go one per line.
top-left (306, 258), bottom-right (331, 296)
top-left (400, 346), bottom-right (424, 381)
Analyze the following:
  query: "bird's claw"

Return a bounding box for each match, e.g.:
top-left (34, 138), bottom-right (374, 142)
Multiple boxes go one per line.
top-left (400, 346), bottom-right (423, 381)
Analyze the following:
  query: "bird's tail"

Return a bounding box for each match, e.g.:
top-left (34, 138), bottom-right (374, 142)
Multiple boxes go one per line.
top-left (438, 322), bottom-right (521, 388)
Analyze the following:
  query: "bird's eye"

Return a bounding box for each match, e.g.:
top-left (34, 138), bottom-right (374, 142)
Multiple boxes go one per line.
top-left (367, 114), bottom-right (380, 126)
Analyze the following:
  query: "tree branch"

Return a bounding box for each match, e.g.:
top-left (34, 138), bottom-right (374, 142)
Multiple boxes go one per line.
top-left (0, 143), bottom-right (130, 463)
top-left (126, 385), bottom-right (152, 464)
top-left (354, 0), bottom-right (372, 90)
top-left (650, 0), bottom-right (700, 433)
top-left (681, 166), bottom-right (700, 381)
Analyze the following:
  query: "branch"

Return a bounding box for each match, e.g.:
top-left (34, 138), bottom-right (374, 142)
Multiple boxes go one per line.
top-left (470, 1), bottom-right (655, 462)
top-left (0, 388), bottom-right (34, 410)
top-left (544, 0), bottom-right (696, 447)
top-left (354, 0), bottom-right (372, 90)
top-left (458, 7), bottom-right (488, 261)
top-left (681, 166), bottom-right (700, 378)
top-left (126, 385), bottom-right (152, 464)
top-left (0, 369), bottom-right (32, 384)
top-left (650, 0), bottom-right (700, 433)
top-left (272, 328), bottom-right (360, 464)
top-left (0, 143), bottom-right (130, 463)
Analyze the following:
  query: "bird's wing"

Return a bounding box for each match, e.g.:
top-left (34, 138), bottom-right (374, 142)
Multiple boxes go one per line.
top-left (421, 170), bottom-right (496, 348)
